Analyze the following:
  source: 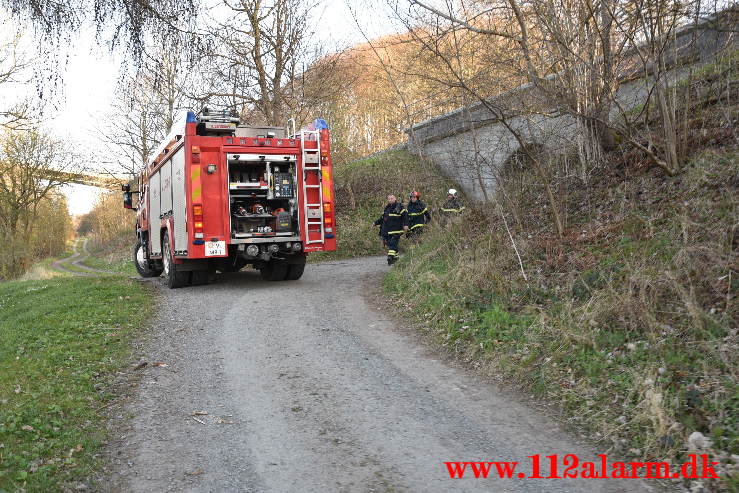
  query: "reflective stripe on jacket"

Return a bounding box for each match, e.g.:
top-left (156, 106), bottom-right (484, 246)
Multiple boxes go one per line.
top-left (407, 200), bottom-right (431, 229)
top-left (441, 198), bottom-right (465, 213)
top-left (374, 202), bottom-right (408, 235)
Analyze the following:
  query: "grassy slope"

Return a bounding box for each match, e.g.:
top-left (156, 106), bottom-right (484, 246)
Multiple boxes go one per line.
top-left (383, 53), bottom-right (738, 490)
top-left (387, 149), bottom-right (736, 444)
top-left (82, 234), bottom-right (137, 276)
top-left (0, 253), bottom-right (152, 490)
top-left (311, 150), bottom-right (458, 261)
top-left (20, 258), bottom-right (69, 281)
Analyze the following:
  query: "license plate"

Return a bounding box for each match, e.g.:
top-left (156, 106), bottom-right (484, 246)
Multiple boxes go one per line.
top-left (205, 241), bottom-right (226, 256)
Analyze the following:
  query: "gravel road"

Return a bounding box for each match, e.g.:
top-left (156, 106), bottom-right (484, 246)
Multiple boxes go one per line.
top-left (106, 256), bottom-right (654, 493)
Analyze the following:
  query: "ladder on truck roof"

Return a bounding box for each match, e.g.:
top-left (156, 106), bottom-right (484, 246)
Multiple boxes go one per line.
top-left (300, 129), bottom-right (324, 245)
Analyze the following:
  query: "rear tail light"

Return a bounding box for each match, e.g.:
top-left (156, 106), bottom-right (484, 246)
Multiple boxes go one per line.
top-left (192, 146), bottom-right (201, 164)
top-left (324, 202), bottom-right (334, 234)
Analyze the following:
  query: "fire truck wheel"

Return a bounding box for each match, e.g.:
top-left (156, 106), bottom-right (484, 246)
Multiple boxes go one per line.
top-left (133, 239), bottom-right (163, 278)
top-left (162, 231), bottom-right (189, 289)
top-left (190, 270), bottom-right (210, 286)
top-left (285, 263), bottom-right (305, 281)
top-left (260, 261), bottom-right (288, 281)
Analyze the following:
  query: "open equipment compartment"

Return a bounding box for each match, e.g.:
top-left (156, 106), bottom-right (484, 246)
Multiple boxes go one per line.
top-left (227, 153), bottom-right (298, 239)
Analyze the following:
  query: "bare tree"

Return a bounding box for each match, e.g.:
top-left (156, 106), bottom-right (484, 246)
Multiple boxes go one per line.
top-left (404, 0), bottom-right (723, 178)
top-left (385, 0), bottom-right (727, 243)
top-left (0, 0), bottom-right (198, 55)
top-left (606, 0), bottom-right (706, 175)
top-left (199, 0), bottom-right (329, 126)
top-left (389, 2), bottom-right (567, 236)
top-left (405, 0), bottom-right (623, 160)
top-left (0, 128), bottom-right (78, 276)
top-left (101, 79), bottom-right (163, 176)
top-left (100, 48), bottom-right (193, 176)
top-left (0, 129), bottom-right (76, 233)
top-left (0, 29), bottom-right (32, 129)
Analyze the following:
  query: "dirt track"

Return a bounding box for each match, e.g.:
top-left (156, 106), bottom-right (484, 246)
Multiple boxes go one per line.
top-left (51, 238), bottom-right (114, 276)
top-left (106, 256), bottom-right (654, 493)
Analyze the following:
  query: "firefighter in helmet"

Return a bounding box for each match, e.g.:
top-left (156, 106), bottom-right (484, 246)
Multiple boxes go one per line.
top-left (374, 194), bottom-right (408, 265)
top-left (440, 188), bottom-right (465, 221)
top-left (406, 191), bottom-right (431, 239)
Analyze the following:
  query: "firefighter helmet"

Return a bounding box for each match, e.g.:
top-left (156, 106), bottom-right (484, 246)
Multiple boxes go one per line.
top-left (448, 188), bottom-right (457, 197)
top-left (409, 191), bottom-right (420, 199)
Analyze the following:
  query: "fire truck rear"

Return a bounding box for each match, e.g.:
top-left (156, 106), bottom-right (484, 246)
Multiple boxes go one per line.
top-left (122, 109), bottom-right (337, 288)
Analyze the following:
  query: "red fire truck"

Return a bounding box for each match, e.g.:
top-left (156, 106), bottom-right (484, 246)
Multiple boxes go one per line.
top-left (122, 109), bottom-right (336, 288)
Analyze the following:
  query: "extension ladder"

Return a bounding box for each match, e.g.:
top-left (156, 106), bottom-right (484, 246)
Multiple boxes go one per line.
top-left (300, 129), bottom-right (324, 245)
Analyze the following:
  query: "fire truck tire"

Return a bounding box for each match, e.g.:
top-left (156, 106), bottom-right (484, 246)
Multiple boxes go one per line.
top-left (162, 232), bottom-right (188, 289)
top-left (190, 270), bottom-right (210, 286)
top-left (260, 261), bottom-right (288, 281)
top-left (133, 240), bottom-right (163, 278)
top-left (285, 263), bottom-right (305, 280)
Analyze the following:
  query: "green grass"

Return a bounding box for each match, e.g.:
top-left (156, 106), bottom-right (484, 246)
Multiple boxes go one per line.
top-left (0, 276), bottom-right (153, 491)
top-left (81, 254), bottom-right (135, 276)
top-left (312, 150), bottom-right (457, 261)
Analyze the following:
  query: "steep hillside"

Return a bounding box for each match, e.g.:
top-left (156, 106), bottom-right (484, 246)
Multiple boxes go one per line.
top-left (383, 50), bottom-right (738, 490)
top-left (312, 150), bottom-right (458, 261)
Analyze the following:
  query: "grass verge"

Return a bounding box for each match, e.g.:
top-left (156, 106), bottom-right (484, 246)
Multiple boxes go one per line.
top-left (82, 235), bottom-right (136, 276)
top-left (81, 254), bottom-right (134, 276)
top-left (20, 258), bottom-right (70, 281)
top-left (0, 276), bottom-right (153, 491)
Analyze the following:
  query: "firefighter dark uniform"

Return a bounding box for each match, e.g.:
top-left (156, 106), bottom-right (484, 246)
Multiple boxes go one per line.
top-left (440, 196), bottom-right (465, 215)
top-left (374, 201), bottom-right (408, 264)
top-left (406, 199), bottom-right (431, 238)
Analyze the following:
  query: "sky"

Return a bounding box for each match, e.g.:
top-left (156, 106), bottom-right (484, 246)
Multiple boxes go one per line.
top-left (5, 0), bottom-right (404, 216)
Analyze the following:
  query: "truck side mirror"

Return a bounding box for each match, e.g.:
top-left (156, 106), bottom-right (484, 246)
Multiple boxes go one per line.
top-left (123, 191), bottom-right (134, 209)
